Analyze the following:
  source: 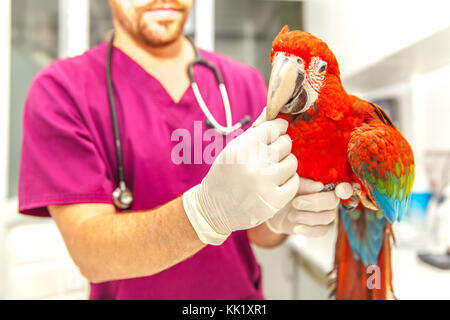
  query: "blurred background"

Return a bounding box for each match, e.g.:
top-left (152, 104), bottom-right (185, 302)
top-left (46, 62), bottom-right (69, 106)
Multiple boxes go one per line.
top-left (0, 0), bottom-right (449, 299)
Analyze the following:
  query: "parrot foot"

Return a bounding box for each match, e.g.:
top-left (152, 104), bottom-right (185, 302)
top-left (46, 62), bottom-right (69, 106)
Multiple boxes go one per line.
top-left (341, 183), bottom-right (362, 211)
top-left (342, 194), bottom-right (360, 211)
top-left (352, 182), bottom-right (361, 195)
top-left (322, 183), bottom-right (336, 192)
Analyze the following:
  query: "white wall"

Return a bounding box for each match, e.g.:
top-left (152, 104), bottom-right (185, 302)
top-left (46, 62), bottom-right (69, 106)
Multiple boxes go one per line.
top-left (409, 64), bottom-right (450, 152)
top-left (304, 0), bottom-right (450, 185)
top-left (354, 53), bottom-right (450, 167)
top-left (59, 0), bottom-right (90, 58)
top-left (0, 0), bottom-right (11, 203)
top-left (304, 0), bottom-right (450, 78)
top-left (0, 0), bottom-right (11, 300)
top-left (195, 0), bottom-right (215, 51)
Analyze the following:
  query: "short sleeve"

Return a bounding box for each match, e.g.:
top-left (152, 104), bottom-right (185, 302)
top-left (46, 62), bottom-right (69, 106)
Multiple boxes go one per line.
top-left (18, 69), bottom-right (113, 217)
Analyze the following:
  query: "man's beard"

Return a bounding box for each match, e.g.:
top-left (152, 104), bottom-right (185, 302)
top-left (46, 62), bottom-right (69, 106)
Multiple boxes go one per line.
top-left (136, 11), bottom-right (188, 47)
top-left (111, 1), bottom-right (190, 48)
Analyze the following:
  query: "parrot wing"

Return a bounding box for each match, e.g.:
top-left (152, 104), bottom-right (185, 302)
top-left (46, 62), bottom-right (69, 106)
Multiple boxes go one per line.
top-left (347, 103), bottom-right (415, 223)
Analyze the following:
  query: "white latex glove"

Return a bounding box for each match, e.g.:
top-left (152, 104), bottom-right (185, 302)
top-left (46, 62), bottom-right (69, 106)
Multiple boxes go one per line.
top-left (266, 178), bottom-right (353, 237)
top-left (183, 109), bottom-right (300, 245)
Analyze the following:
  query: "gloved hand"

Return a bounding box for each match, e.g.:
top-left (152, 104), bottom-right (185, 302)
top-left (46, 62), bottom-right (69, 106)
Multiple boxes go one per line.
top-left (183, 109), bottom-right (300, 245)
top-left (266, 178), bottom-right (353, 237)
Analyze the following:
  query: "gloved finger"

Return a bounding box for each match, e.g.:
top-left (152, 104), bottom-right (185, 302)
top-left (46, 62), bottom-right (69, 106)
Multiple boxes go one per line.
top-left (251, 107), bottom-right (267, 128)
top-left (265, 219), bottom-right (283, 234)
top-left (292, 191), bottom-right (339, 212)
top-left (267, 134), bottom-right (292, 162)
top-left (335, 182), bottom-right (353, 200)
top-left (272, 173), bottom-right (300, 209)
top-left (298, 177), bottom-right (324, 195)
top-left (293, 224), bottom-right (331, 237)
top-left (273, 154), bottom-right (298, 186)
top-left (256, 118), bottom-right (289, 144)
top-left (287, 210), bottom-right (336, 226)
top-left (249, 216), bottom-right (267, 229)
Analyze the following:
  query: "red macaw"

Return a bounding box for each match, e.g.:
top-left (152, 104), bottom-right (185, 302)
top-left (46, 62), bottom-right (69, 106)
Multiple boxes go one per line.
top-left (266, 26), bottom-right (415, 299)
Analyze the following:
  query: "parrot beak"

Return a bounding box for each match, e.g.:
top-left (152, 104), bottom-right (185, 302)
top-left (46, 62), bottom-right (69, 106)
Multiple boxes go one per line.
top-left (266, 53), bottom-right (308, 120)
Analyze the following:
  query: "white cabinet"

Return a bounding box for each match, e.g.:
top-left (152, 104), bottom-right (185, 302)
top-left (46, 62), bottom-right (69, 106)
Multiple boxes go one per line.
top-left (5, 221), bottom-right (88, 299)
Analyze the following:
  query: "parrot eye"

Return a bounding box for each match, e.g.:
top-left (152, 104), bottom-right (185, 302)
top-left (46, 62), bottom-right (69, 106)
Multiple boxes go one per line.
top-left (318, 62), bottom-right (327, 74)
top-left (296, 58), bottom-right (303, 65)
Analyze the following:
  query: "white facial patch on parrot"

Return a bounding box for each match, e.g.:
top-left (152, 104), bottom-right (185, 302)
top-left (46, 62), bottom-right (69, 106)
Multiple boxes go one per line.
top-left (266, 53), bottom-right (329, 119)
top-left (304, 56), bottom-right (327, 110)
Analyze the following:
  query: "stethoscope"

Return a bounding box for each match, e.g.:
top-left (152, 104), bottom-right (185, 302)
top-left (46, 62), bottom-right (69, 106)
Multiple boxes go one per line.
top-left (107, 33), bottom-right (251, 209)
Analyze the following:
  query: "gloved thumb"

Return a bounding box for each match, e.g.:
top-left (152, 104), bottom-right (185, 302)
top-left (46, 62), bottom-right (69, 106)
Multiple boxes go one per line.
top-left (252, 107), bottom-right (267, 128)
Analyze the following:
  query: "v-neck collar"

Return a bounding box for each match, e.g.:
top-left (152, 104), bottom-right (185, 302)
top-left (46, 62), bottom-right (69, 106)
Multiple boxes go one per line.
top-left (110, 43), bottom-right (193, 106)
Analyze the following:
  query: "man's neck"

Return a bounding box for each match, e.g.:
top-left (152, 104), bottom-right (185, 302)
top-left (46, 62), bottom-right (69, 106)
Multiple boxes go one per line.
top-left (113, 25), bottom-right (193, 67)
top-left (111, 25), bottom-right (196, 103)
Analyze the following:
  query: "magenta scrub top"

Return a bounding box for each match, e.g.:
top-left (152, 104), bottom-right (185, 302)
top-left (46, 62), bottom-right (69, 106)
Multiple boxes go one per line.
top-left (18, 42), bottom-right (268, 300)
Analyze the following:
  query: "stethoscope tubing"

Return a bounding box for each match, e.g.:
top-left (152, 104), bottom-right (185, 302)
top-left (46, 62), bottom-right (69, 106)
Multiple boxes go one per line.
top-left (106, 33), bottom-right (126, 185)
top-left (186, 38), bottom-right (250, 135)
top-left (107, 32), bottom-right (251, 209)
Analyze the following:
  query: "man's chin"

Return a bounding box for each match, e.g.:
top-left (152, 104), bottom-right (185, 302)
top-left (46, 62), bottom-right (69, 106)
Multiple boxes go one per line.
top-left (138, 20), bottom-right (185, 47)
top-left (138, 31), bottom-right (179, 47)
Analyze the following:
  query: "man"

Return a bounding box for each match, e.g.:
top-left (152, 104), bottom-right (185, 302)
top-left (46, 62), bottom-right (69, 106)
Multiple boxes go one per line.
top-left (19, 0), bottom-right (351, 299)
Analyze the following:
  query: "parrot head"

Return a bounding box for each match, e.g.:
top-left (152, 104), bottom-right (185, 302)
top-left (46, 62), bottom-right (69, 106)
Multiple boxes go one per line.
top-left (266, 26), bottom-right (341, 120)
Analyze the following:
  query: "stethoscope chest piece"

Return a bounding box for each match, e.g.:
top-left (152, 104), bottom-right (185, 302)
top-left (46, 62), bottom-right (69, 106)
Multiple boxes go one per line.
top-left (113, 181), bottom-right (134, 210)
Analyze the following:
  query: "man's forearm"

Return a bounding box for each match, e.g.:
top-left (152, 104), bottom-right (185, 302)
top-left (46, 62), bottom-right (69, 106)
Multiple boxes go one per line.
top-left (247, 222), bottom-right (288, 248)
top-left (50, 197), bottom-right (205, 283)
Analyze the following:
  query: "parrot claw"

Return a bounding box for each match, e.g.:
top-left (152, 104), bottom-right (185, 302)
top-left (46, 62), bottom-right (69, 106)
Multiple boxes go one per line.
top-left (342, 194), bottom-right (360, 211)
top-left (322, 183), bottom-right (336, 192)
top-left (352, 182), bottom-right (361, 195)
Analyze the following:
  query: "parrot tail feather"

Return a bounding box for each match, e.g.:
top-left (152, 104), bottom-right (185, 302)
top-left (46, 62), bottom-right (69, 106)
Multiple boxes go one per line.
top-left (331, 207), bottom-right (395, 300)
